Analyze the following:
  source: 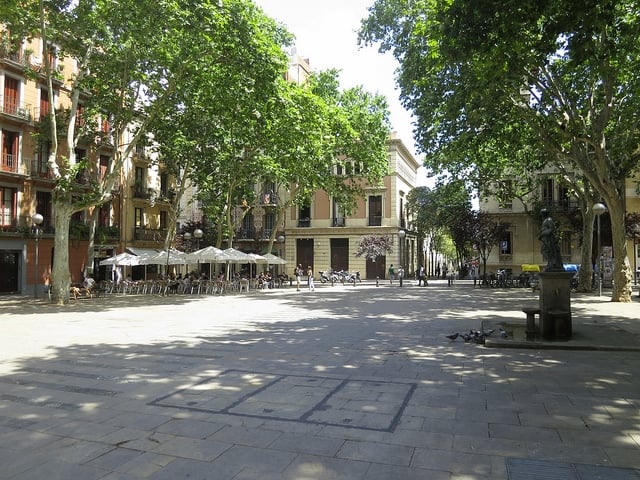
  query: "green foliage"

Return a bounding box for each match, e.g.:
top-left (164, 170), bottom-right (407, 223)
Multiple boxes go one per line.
top-left (360, 0), bottom-right (640, 300)
top-left (354, 235), bottom-right (394, 260)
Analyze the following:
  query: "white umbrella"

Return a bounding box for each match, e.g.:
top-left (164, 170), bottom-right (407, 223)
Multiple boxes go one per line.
top-left (262, 253), bottom-right (287, 265)
top-left (138, 249), bottom-right (188, 265)
top-left (186, 246), bottom-right (224, 263)
top-left (247, 253), bottom-right (267, 264)
top-left (99, 252), bottom-right (141, 266)
top-left (220, 247), bottom-right (253, 263)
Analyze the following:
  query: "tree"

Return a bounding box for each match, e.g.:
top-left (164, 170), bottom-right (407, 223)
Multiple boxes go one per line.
top-left (2, 0), bottom-right (289, 303)
top-left (473, 211), bottom-right (509, 285)
top-left (360, 0), bottom-right (640, 301)
top-left (355, 235), bottom-right (394, 259)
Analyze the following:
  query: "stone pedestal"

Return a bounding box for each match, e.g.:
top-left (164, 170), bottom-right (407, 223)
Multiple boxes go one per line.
top-left (538, 271), bottom-right (574, 340)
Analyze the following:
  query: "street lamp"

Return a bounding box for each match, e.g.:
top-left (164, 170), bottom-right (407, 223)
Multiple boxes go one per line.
top-left (32, 213), bottom-right (43, 299)
top-left (398, 229), bottom-right (406, 287)
top-left (593, 202), bottom-right (607, 296)
top-left (193, 228), bottom-right (203, 250)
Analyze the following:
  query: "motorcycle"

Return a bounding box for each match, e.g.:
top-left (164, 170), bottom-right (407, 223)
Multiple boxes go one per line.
top-left (319, 270), bottom-right (334, 284)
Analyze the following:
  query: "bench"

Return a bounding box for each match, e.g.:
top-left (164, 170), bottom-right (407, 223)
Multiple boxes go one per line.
top-left (522, 307), bottom-right (540, 340)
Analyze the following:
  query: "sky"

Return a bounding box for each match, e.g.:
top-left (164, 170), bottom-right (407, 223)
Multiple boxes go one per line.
top-left (253, 0), bottom-right (426, 175)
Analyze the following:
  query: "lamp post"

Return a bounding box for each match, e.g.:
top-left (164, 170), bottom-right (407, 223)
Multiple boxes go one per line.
top-left (32, 213), bottom-right (43, 299)
top-left (193, 228), bottom-right (203, 250)
top-left (193, 228), bottom-right (204, 275)
top-left (593, 202), bottom-right (607, 296)
top-left (398, 229), bottom-right (406, 287)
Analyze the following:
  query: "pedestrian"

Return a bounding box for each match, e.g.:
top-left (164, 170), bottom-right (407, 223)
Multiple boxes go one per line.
top-left (417, 264), bottom-right (426, 286)
top-left (388, 264), bottom-right (395, 284)
top-left (307, 265), bottom-right (315, 291)
top-left (296, 264), bottom-right (303, 291)
top-left (398, 266), bottom-right (404, 287)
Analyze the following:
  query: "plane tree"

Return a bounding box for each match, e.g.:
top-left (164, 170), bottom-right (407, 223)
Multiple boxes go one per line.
top-left (2, 0), bottom-right (272, 303)
top-left (360, 0), bottom-right (640, 301)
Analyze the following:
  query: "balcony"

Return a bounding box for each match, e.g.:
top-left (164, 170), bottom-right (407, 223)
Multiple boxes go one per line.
top-left (333, 217), bottom-right (345, 227)
top-left (133, 186), bottom-right (152, 199)
top-left (259, 191), bottom-right (278, 205)
top-left (1, 153), bottom-right (18, 173)
top-left (96, 225), bottom-right (120, 243)
top-left (368, 215), bottom-right (382, 227)
top-left (134, 227), bottom-right (167, 242)
top-left (0, 97), bottom-right (33, 122)
top-left (298, 218), bottom-right (311, 228)
top-left (29, 158), bottom-right (53, 179)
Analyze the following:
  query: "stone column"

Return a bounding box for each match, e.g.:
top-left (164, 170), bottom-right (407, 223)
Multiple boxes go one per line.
top-left (538, 271), bottom-right (574, 340)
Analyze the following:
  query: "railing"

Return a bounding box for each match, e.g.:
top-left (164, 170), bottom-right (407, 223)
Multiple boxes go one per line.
top-left (29, 158), bottom-right (53, 178)
top-left (133, 187), bottom-right (151, 199)
top-left (368, 215), bottom-right (382, 226)
top-left (0, 96), bottom-right (33, 121)
top-left (134, 227), bottom-right (167, 242)
top-left (1, 153), bottom-right (17, 173)
top-left (333, 217), bottom-right (345, 227)
top-left (298, 218), bottom-right (311, 227)
top-left (260, 191), bottom-right (278, 205)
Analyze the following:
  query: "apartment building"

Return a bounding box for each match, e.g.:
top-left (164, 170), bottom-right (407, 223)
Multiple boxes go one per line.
top-left (278, 131), bottom-right (420, 280)
top-left (0, 30), bottom-right (176, 293)
top-left (478, 173), bottom-right (630, 277)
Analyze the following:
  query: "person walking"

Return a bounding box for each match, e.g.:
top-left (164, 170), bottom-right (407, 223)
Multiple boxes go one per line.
top-left (307, 265), bottom-right (315, 291)
top-left (398, 266), bottom-right (404, 287)
top-left (417, 264), bottom-right (426, 286)
top-left (388, 264), bottom-right (395, 284)
top-left (295, 264), bottom-right (303, 291)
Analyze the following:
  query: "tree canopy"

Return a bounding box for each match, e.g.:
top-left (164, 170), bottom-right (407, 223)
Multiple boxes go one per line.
top-left (360, 0), bottom-right (640, 301)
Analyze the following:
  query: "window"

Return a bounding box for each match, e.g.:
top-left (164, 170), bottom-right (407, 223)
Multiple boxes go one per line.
top-left (242, 213), bottom-right (254, 238)
top-left (99, 155), bottom-right (109, 181)
top-left (39, 89), bottom-right (50, 120)
top-left (159, 211), bottom-right (168, 230)
top-left (1, 129), bottom-right (19, 172)
top-left (98, 203), bottom-right (110, 228)
top-left (37, 142), bottom-right (51, 177)
top-left (36, 191), bottom-right (53, 229)
top-left (499, 231), bottom-right (513, 256)
top-left (541, 177), bottom-right (554, 204)
top-left (3, 77), bottom-right (20, 115)
top-left (368, 195), bottom-right (382, 226)
top-left (298, 205), bottom-right (311, 227)
top-left (134, 208), bottom-right (144, 227)
top-left (558, 184), bottom-right (570, 211)
top-left (0, 187), bottom-right (17, 227)
top-left (160, 173), bottom-right (168, 197)
top-left (263, 212), bottom-right (275, 237)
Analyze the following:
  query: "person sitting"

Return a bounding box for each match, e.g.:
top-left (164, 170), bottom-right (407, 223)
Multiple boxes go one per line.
top-left (82, 274), bottom-right (96, 296)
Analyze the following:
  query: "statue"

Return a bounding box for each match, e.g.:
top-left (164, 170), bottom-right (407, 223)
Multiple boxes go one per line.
top-left (538, 209), bottom-right (564, 271)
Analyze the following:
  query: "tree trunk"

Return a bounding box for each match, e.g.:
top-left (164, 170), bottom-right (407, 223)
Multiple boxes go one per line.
top-left (51, 199), bottom-right (74, 305)
top-left (607, 197), bottom-right (632, 302)
top-left (578, 206), bottom-right (595, 292)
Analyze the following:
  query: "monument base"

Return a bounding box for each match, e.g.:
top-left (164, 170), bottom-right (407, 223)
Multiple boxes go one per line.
top-left (538, 271), bottom-right (573, 340)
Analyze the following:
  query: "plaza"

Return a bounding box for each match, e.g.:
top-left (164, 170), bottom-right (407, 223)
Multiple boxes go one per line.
top-left (0, 281), bottom-right (639, 479)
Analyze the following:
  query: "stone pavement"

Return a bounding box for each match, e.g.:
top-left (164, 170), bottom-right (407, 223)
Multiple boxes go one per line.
top-left (0, 281), bottom-right (639, 479)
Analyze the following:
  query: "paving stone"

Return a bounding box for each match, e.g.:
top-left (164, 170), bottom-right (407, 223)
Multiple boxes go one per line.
top-left (337, 439), bottom-right (414, 466)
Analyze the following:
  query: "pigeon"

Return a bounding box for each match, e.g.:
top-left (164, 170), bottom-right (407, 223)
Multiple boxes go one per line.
top-left (462, 333), bottom-right (472, 342)
top-left (484, 329), bottom-right (495, 337)
top-left (499, 328), bottom-right (508, 338)
top-left (446, 333), bottom-right (459, 341)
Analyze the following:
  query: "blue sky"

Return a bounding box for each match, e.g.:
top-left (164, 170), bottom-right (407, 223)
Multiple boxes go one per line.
top-left (253, 0), bottom-right (424, 169)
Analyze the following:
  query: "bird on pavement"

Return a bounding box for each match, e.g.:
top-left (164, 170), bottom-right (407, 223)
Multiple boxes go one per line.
top-left (499, 328), bottom-right (508, 338)
top-left (446, 333), bottom-right (459, 341)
